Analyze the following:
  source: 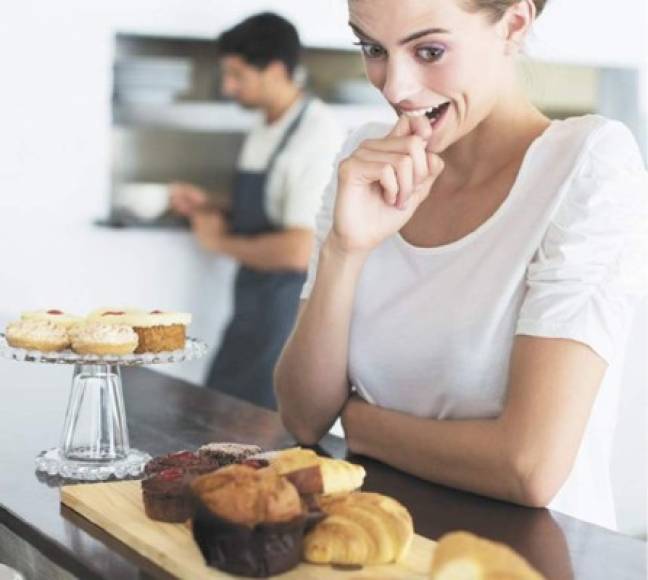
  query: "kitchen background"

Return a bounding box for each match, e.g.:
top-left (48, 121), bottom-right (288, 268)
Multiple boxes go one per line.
top-left (0, 0), bottom-right (646, 538)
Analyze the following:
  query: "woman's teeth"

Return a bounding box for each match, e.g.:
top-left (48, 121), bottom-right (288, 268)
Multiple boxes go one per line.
top-left (402, 102), bottom-right (449, 120)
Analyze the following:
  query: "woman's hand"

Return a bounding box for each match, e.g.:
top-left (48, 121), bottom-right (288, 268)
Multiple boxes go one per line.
top-left (341, 394), bottom-right (369, 455)
top-left (330, 115), bottom-right (445, 255)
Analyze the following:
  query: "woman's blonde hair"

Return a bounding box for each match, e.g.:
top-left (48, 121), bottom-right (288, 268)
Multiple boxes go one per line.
top-left (467, 0), bottom-right (547, 21)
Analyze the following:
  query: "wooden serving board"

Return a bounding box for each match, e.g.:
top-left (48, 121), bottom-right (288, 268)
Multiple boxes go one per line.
top-left (61, 481), bottom-right (435, 579)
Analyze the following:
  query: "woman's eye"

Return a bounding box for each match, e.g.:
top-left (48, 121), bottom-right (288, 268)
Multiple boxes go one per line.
top-left (354, 41), bottom-right (386, 59)
top-left (417, 46), bottom-right (445, 62)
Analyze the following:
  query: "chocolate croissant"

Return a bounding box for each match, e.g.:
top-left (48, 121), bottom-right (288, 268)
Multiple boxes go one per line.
top-left (270, 448), bottom-right (366, 495)
top-left (430, 531), bottom-right (545, 579)
top-left (303, 492), bottom-right (414, 565)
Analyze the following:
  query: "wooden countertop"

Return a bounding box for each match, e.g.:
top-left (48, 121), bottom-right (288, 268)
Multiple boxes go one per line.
top-left (0, 363), bottom-right (644, 579)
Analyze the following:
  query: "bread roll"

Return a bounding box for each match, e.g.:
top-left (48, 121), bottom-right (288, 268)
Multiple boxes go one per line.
top-left (271, 448), bottom-right (366, 495)
top-left (303, 492), bottom-right (413, 565)
top-left (430, 531), bottom-right (545, 579)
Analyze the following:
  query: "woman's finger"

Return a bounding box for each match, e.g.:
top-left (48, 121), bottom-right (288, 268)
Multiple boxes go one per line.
top-left (357, 136), bottom-right (429, 185)
top-left (387, 114), bottom-right (413, 138)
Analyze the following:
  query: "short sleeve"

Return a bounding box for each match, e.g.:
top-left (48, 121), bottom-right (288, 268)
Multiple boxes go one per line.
top-left (300, 123), bottom-right (391, 300)
top-left (516, 120), bottom-right (648, 363)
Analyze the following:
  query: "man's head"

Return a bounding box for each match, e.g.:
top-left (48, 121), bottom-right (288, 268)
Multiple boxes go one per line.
top-left (217, 12), bottom-right (302, 109)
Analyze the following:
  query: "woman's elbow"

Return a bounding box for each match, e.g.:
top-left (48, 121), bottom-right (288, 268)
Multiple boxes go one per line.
top-left (509, 452), bottom-right (567, 508)
top-left (277, 405), bottom-right (325, 446)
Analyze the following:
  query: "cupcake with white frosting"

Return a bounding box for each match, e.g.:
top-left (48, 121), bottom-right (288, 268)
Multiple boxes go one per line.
top-left (87, 308), bottom-right (190, 353)
top-left (20, 309), bottom-right (83, 329)
top-left (5, 319), bottom-right (70, 352)
top-left (71, 322), bottom-right (138, 355)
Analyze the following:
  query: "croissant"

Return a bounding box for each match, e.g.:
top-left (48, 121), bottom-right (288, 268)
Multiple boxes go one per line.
top-left (303, 492), bottom-right (414, 565)
top-left (270, 448), bottom-right (366, 495)
top-left (430, 531), bottom-right (545, 579)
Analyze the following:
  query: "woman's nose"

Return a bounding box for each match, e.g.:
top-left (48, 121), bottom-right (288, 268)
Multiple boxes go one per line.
top-left (381, 56), bottom-right (421, 105)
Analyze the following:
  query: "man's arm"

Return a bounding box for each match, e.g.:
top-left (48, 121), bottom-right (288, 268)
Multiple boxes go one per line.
top-left (219, 228), bottom-right (314, 272)
top-left (341, 336), bottom-right (606, 508)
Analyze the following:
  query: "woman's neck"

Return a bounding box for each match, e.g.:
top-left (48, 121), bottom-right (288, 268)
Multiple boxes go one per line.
top-left (439, 86), bottom-right (550, 192)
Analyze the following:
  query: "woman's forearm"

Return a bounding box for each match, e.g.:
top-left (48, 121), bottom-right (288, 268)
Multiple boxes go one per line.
top-left (274, 235), bottom-right (368, 444)
top-left (342, 398), bottom-right (536, 506)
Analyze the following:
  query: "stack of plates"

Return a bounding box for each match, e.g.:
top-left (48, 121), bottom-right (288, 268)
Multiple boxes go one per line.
top-left (114, 57), bottom-right (192, 104)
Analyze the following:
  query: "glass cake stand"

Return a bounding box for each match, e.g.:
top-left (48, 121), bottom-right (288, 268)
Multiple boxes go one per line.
top-left (0, 335), bottom-right (207, 481)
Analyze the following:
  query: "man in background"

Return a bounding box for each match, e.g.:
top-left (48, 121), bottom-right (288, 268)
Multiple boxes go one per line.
top-left (171, 12), bottom-right (344, 409)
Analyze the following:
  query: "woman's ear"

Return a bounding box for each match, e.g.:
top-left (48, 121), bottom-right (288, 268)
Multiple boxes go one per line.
top-left (499, 0), bottom-right (535, 55)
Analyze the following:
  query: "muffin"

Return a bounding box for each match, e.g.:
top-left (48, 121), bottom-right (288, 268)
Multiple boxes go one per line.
top-left (71, 322), bottom-right (138, 355)
top-left (141, 467), bottom-right (194, 523)
top-left (21, 309), bottom-right (83, 329)
top-left (5, 319), bottom-right (70, 352)
top-left (144, 450), bottom-right (220, 477)
top-left (191, 464), bottom-right (306, 577)
top-left (197, 442), bottom-right (262, 466)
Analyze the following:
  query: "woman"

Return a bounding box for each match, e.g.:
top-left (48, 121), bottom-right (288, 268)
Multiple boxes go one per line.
top-left (274, 0), bottom-right (647, 530)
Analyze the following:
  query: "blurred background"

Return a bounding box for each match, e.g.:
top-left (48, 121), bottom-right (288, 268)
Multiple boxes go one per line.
top-left (0, 0), bottom-right (645, 537)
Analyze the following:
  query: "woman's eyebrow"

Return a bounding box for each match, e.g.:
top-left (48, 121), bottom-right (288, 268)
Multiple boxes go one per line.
top-left (349, 23), bottom-right (450, 45)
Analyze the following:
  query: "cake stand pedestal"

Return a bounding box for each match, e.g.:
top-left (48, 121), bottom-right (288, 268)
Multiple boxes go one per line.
top-left (0, 337), bottom-right (207, 481)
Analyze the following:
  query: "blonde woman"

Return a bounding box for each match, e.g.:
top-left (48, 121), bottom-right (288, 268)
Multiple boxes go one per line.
top-left (275, 0), bottom-right (647, 530)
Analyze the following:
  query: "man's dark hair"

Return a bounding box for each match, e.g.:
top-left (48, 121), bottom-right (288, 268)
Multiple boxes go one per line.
top-left (217, 12), bottom-right (301, 77)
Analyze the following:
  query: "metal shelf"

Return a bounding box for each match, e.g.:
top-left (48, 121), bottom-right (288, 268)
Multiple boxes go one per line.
top-left (113, 101), bottom-right (395, 133)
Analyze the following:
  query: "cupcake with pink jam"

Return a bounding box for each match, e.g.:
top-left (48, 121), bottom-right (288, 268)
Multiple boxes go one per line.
top-left (71, 321), bottom-right (138, 355)
top-left (20, 309), bottom-right (83, 329)
top-left (5, 319), bottom-right (70, 352)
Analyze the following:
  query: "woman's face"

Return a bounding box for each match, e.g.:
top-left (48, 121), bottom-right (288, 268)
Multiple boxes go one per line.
top-left (349, 0), bottom-right (517, 152)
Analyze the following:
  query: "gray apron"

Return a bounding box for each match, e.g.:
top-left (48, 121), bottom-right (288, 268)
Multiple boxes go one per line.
top-left (206, 100), bottom-right (311, 409)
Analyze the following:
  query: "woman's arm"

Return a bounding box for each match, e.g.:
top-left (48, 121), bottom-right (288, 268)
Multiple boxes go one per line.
top-left (274, 235), bottom-right (368, 443)
top-left (342, 335), bottom-right (606, 507)
top-left (275, 115), bottom-right (445, 443)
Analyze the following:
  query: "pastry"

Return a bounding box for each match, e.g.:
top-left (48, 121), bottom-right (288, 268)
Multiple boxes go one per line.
top-left (191, 464), bottom-right (306, 577)
top-left (70, 322), bottom-right (138, 355)
top-left (20, 309), bottom-right (83, 329)
top-left (88, 308), bottom-right (191, 353)
top-left (197, 442), bottom-right (262, 466)
top-left (270, 448), bottom-right (366, 495)
top-left (303, 491), bottom-right (414, 566)
top-left (144, 450), bottom-right (220, 477)
top-left (141, 468), bottom-right (194, 523)
top-left (5, 319), bottom-right (70, 352)
top-left (429, 531), bottom-right (545, 579)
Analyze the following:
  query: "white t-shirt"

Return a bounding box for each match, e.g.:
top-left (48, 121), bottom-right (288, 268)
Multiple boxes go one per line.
top-left (302, 115), bottom-right (648, 530)
top-left (236, 96), bottom-right (346, 230)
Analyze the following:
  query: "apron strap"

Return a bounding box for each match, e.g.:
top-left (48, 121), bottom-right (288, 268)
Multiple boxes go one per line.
top-left (265, 96), bottom-right (313, 177)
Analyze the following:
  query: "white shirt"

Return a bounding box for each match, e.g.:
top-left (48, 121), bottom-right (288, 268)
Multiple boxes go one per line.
top-left (237, 96), bottom-right (345, 230)
top-left (302, 115), bottom-right (648, 530)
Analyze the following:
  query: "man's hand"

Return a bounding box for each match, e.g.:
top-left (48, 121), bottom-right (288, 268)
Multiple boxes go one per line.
top-left (191, 210), bottom-right (228, 253)
top-left (169, 182), bottom-right (209, 217)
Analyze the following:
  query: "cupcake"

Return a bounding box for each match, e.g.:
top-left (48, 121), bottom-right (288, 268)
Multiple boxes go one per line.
top-left (88, 308), bottom-right (191, 353)
top-left (5, 319), bottom-right (70, 352)
top-left (191, 464), bottom-right (306, 577)
top-left (70, 322), bottom-right (138, 355)
top-left (141, 468), bottom-right (194, 523)
top-left (21, 309), bottom-right (83, 329)
top-left (144, 450), bottom-right (220, 477)
top-left (197, 442), bottom-right (262, 466)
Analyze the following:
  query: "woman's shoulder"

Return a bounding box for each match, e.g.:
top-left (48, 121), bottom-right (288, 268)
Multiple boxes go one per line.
top-left (543, 114), bottom-right (645, 173)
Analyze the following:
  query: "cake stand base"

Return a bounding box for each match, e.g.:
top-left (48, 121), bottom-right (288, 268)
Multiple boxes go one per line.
top-left (35, 447), bottom-right (151, 481)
